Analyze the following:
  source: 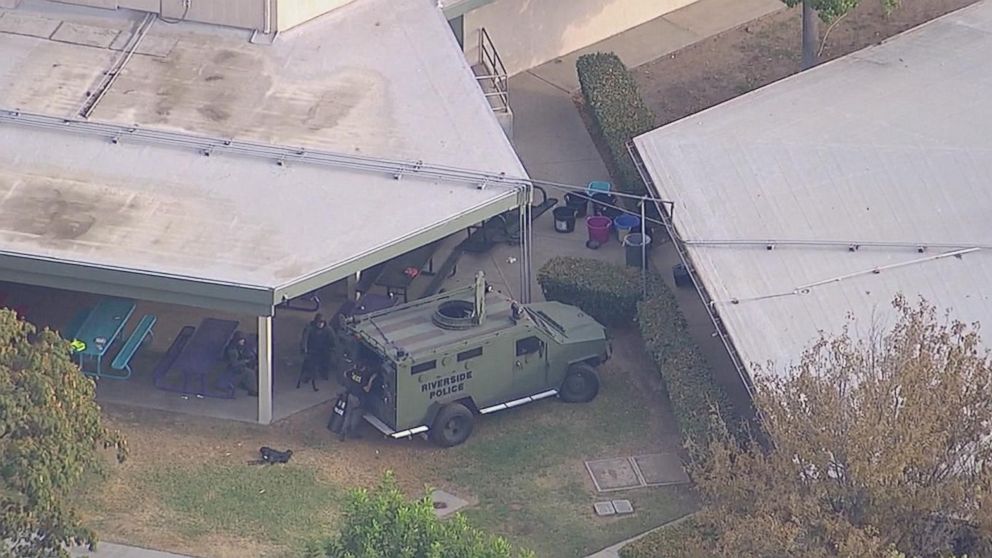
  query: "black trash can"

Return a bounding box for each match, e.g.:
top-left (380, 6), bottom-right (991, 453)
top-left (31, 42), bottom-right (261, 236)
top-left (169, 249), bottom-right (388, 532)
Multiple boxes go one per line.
top-left (552, 206), bottom-right (578, 233)
top-left (624, 233), bottom-right (652, 268)
top-left (628, 224), bottom-right (656, 249)
top-left (564, 192), bottom-right (589, 218)
top-left (591, 192), bottom-right (619, 218)
top-left (673, 262), bottom-right (692, 288)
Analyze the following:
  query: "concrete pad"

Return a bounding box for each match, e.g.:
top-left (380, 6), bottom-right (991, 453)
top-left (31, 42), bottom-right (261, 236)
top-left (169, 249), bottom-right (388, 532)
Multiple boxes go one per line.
top-left (0, 11), bottom-right (60, 38)
top-left (0, 279), bottom-right (341, 425)
top-left (109, 33), bottom-right (178, 57)
top-left (632, 453), bottom-right (690, 486)
top-left (594, 501), bottom-right (617, 516)
top-left (507, 72), bottom-right (610, 186)
top-left (51, 21), bottom-right (121, 48)
top-left (528, 17), bottom-right (700, 92)
top-left (430, 489), bottom-right (470, 518)
top-left (612, 499), bottom-right (635, 515)
top-left (664, 0), bottom-right (784, 38)
top-left (586, 457), bottom-right (642, 492)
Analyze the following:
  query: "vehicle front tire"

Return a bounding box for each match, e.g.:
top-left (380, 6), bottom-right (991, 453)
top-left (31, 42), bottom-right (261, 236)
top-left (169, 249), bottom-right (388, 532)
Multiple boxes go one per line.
top-left (560, 363), bottom-right (600, 403)
top-left (430, 403), bottom-right (474, 447)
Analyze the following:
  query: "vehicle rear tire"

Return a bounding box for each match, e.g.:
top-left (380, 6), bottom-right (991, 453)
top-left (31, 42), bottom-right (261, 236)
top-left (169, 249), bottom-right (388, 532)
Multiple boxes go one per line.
top-left (430, 403), bottom-right (474, 447)
top-left (560, 363), bottom-right (600, 403)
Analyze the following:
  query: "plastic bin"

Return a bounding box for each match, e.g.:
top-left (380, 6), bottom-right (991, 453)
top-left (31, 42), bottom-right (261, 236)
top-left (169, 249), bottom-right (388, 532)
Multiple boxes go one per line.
top-left (552, 207), bottom-right (578, 233)
top-left (613, 214), bottom-right (640, 240)
top-left (564, 192), bottom-right (589, 218)
top-left (624, 233), bottom-right (652, 268)
top-left (586, 216), bottom-right (612, 245)
top-left (673, 262), bottom-right (692, 288)
top-left (591, 192), bottom-right (619, 218)
top-left (586, 181), bottom-right (612, 197)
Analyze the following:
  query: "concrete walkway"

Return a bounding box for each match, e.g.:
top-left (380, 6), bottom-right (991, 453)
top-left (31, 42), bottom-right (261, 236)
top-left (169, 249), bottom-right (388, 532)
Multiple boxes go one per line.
top-left (72, 543), bottom-right (194, 558)
top-left (584, 513), bottom-right (698, 558)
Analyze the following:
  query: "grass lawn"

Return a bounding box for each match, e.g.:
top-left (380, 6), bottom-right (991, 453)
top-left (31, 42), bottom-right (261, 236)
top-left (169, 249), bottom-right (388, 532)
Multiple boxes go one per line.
top-left (75, 329), bottom-right (692, 558)
top-left (140, 464), bottom-right (341, 548)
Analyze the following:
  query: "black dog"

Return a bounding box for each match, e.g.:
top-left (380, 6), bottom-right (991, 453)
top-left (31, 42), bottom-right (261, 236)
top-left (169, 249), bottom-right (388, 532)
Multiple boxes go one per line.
top-left (253, 446), bottom-right (293, 465)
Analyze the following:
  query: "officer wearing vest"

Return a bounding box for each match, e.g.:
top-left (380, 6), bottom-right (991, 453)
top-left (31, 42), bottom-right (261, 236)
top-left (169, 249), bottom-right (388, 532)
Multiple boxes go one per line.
top-left (340, 361), bottom-right (378, 441)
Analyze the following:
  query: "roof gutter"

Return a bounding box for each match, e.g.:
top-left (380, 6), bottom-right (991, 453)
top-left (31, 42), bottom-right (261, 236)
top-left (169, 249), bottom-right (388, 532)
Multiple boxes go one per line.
top-left (0, 249), bottom-right (273, 316)
top-left (441, 0), bottom-right (497, 19)
top-left (272, 190), bottom-right (520, 305)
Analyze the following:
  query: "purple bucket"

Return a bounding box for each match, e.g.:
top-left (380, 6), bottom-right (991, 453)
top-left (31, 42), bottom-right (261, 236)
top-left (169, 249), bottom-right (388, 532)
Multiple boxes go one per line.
top-left (586, 216), bottom-right (612, 244)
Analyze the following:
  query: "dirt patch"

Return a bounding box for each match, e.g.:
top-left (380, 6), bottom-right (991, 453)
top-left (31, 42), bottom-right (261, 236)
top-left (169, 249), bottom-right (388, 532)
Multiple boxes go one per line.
top-left (633, 0), bottom-right (980, 128)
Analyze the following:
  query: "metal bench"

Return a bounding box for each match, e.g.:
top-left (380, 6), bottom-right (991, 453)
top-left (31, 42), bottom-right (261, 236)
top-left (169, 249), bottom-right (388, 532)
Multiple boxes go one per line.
top-left (161, 318), bottom-right (239, 397)
top-left (108, 314), bottom-right (157, 379)
top-left (153, 325), bottom-right (196, 390)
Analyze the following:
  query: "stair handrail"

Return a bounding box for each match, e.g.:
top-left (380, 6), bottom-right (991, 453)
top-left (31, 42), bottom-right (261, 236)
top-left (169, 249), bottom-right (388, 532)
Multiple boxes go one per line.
top-left (477, 27), bottom-right (509, 113)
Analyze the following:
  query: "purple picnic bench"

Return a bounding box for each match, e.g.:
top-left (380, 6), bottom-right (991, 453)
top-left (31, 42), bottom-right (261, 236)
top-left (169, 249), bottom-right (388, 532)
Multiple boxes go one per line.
top-left (153, 318), bottom-right (238, 398)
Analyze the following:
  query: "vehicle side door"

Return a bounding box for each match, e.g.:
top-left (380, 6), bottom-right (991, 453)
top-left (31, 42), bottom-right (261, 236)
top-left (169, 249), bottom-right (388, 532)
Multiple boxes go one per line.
top-left (512, 334), bottom-right (548, 398)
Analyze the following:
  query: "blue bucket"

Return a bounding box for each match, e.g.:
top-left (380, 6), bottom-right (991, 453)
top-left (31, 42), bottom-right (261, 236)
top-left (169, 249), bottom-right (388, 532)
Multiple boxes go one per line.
top-left (613, 214), bottom-right (641, 240)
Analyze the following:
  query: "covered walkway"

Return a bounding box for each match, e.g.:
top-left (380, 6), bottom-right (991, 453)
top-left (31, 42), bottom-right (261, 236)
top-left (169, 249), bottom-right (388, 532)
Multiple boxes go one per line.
top-left (0, 0), bottom-right (529, 423)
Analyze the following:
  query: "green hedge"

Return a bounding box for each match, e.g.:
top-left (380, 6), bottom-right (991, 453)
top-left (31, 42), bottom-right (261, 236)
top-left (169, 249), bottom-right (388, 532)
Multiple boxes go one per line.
top-left (537, 256), bottom-right (652, 326)
top-left (637, 285), bottom-right (731, 451)
top-left (576, 52), bottom-right (656, 197)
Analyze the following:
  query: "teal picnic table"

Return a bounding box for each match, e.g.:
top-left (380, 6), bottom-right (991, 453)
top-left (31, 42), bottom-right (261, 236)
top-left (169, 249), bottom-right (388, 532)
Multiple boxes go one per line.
top-left (75, 297), bottom-right (136, 378)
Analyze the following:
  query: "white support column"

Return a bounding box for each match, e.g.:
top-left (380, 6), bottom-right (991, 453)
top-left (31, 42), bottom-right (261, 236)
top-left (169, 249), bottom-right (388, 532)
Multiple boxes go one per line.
top-left (257, 315), bottom-right (273, 425)
top-left (347, 272), bottom-right (359, 301)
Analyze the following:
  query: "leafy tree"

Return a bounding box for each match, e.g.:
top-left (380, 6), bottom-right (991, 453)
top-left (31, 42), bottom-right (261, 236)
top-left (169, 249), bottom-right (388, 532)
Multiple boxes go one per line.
top-left (782, 0), bottom-right (900, 68)
top-left (0, 309), bottom-right (127, 558)
top-left (670, 297), bottom-right (992, 557)
top-left (313, 472), bottom-right (534, 558)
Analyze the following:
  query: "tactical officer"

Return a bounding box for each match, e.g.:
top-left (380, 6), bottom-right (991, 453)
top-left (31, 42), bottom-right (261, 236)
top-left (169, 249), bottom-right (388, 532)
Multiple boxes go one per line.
top-left (299, 313), bottom-right (323, 355)
top-left (340, 360), bottom-right (379, 441)
top-left (224, 331), bottom-right (258, 397)
top-left (305, 318), bottom-right (336, 381)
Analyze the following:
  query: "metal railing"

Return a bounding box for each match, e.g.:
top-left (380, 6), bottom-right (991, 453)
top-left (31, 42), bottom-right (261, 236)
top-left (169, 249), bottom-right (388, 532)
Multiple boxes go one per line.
top-left (477, 27), bottom-right (509, 113)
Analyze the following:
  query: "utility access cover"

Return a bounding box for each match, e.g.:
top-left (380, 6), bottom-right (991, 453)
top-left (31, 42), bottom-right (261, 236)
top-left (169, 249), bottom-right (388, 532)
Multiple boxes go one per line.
top-left (632, 453), bottom-right (690, 486)
top-left (585, 453), bottom-right (689, 492)
top-left (584, 457), bottom-right (641, 492)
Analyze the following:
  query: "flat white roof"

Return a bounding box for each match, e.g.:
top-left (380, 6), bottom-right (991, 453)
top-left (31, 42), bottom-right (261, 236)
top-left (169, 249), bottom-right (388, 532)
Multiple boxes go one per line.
top-left (634, 1), bottom-right (992, 377)
top-left (0, 0), bottom-right (527, 314)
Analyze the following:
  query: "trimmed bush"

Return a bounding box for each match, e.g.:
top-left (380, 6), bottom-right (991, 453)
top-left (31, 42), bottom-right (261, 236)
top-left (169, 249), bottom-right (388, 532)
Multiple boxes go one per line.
top-left (537, 256), bottom-right (651, 326)
top-left (577, 52), bottom-right (656, 197)
top-left (637, 286), bottom-right (731, 450)
top-left (314, 472), bottom-right (534, 558)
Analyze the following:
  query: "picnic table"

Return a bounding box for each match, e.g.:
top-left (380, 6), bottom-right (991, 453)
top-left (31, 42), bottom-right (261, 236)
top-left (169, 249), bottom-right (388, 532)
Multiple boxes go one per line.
top-left (75, 298), bottom-right (136, 377)
top-left (374, 240), bottom-right (444, 302)
top-left (159, 318), bottom-right (239, 397)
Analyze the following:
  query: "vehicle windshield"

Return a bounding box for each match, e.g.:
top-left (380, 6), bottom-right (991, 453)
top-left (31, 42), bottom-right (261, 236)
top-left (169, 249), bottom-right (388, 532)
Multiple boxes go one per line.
top-left (524, 307), bottom-right (566, 339)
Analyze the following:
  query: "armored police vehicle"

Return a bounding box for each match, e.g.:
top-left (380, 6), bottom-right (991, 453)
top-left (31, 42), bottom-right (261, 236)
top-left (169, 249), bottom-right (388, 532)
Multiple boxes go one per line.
top-left (339, 273), bottom-right (609, 447)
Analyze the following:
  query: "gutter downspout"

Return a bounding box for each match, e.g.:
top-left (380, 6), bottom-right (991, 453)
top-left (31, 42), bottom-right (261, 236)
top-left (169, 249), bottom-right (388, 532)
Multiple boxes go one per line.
top-left (262, 0), bottom-right (273, 33)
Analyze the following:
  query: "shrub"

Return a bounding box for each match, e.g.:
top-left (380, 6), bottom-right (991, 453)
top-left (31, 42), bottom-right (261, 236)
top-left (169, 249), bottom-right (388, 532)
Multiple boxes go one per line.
top-left (537, 256), bottom-right (651, 326)
top-left (576, 52), bottom-right (656, 197)
top-left (314, 472), bottom-right (533, 558)
top-left (637, 287), bottom-right (731, 450)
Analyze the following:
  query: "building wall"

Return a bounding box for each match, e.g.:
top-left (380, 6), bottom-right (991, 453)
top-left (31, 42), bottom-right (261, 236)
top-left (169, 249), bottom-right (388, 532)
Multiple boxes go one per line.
top-left (463, 0), bottom-right (699, 76)
top-left (277, 0), bottom-right (354, 31)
